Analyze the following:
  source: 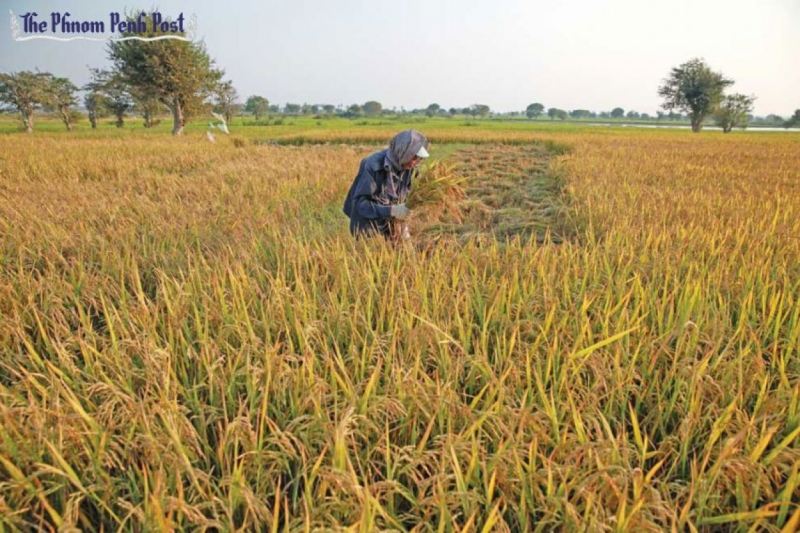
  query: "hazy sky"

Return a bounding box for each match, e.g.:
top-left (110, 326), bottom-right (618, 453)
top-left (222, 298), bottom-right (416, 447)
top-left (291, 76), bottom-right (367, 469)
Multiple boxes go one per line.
top-left (1, 0), bottom-right (798, 116)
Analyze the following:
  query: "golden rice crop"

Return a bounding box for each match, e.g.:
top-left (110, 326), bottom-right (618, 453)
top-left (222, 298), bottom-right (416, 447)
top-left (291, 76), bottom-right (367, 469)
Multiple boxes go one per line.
top-left (0, 126), bottom-right (799, 531)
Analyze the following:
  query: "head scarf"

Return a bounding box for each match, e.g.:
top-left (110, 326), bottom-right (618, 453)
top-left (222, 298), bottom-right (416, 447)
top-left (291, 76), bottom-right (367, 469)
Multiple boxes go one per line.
top-left (386, 129), bottom-right (429, 170)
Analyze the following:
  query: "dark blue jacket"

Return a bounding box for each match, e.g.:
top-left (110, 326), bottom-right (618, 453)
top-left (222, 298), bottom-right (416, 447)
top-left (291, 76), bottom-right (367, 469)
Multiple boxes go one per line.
top-left (343, 149), bottom-right (414, 238)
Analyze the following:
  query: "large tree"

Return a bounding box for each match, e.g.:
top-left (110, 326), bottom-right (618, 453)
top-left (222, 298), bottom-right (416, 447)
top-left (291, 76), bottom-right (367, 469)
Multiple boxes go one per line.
top-left (107, 13), bottom-right (223, 135)
top-left (526, 103), bottom-right (544, 119)
top-left (713, 93), bottom-right (755, 133)
top-left (244, 95), bottom-right (269, 120)
top-left (611, 107), bottom-right (625, 118)
top-left (658, 58), bottom-right (733, 133)
top-left (0, 71), bottom-right (51, 133)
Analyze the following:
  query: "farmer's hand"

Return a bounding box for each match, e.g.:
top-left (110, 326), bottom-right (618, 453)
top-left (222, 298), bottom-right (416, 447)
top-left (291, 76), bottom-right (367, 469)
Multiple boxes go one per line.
top-left (390, 204), bottom-right (411, 220)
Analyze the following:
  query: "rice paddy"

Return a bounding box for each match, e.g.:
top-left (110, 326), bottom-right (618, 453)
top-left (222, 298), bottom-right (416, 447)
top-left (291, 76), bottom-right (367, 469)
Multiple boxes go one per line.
top-left (0, 120), bottom-right (799, 531)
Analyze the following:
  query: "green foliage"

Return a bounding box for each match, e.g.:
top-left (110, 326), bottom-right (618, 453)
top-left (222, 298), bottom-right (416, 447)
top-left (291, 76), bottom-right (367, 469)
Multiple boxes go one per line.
top-left (0, 70), bottom-right (52, 132)
top-left (107, 10), bottom-right (223, 135)
top-left (526, 102), bottom-right (545, 119)
top-left (425, 103), bottom-right (441, 118)
top-left (42, 75), bottom-right (79, 131)
top-left (658, 58), bottom-right (733, 132)
top-left (244, 95), bottom-right (269, 120)
top-left (86, 68), bottom-right (132, 128)
top-left (713, 93), bottom-right (755, 133)
top-left (611, 107), bottom-right (625, 118)
top-left (472, 104), bottom-right (490, 118)
top-left (212, 80), bottom-right (239, 123)
top-left (784, 109), bottom-right (800, 129)
top-left (362, 100), bottom-right (382, 116)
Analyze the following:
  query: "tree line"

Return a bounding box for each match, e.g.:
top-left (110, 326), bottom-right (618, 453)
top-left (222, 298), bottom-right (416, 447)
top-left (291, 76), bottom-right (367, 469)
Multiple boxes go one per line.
top-left (2, 41), bottom-right (798, 133)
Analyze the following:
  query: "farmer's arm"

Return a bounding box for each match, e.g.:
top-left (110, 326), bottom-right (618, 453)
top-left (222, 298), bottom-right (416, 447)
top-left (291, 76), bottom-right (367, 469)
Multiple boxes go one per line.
top-left (352, 165), bottom-right (392, 219)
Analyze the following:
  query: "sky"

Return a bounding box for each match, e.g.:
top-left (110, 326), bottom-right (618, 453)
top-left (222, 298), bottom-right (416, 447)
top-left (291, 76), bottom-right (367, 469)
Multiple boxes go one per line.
top-left (1, 0), bottom-right (798, 117)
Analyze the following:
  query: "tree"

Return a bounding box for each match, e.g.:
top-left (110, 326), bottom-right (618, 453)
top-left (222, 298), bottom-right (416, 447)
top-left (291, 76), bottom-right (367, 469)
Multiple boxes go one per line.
top-left (0, 71), bottom-right (51, 133)
top-left (526, 103), bottom-right (545, 119)
top-left (547, 107), bottom-right (558, 120)
top-left (132, 90), bottom-right (163, 128)
top-left (363, 100), bottom-right (382, 116)
top-left (87, 68), bottom-right (132, 127)
top-left (611, 107), bottom-right (625, 118)
top-left (107, 12), bottom-right (223, 135)
top-left (346, 104), bottom-right (362, 118)
top-left (658, 58), bottom-right (733, 133)
top-left (83, 91), bottom-right (108, 129)
top-left (213, 80), bottom-right (239, 123)
top-left (570, 109), bottom-right (591, 119)
top-left (449, 107), bottom-right (458, 117)
top-left (713, 93), bottom-right (755, 133)
top-left (284, 103), bottom-right (300, 114)
top-left (41, 75), bottom-right (79, 131)
top-left (626, 110), bottom-right (640, 119)
top-left (244, 96), bottom-right (269, 120)
top-left (425, 103), bottom-right (440, 118)
top-left (784, 110), bottom-right (800, 128)
top-left (322, 104), bottom-right (335, 115)
top-left (556, 109), bottom-right (568, 120)
top-left (472, 104), bottom-right (490, 118)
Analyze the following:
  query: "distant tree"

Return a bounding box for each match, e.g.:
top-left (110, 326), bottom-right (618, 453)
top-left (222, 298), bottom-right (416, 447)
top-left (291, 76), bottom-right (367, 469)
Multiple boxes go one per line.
top-left (547, 107), bottom-right (558, 120)
top-left (346, 103), bottom-right (362, 117)
top-left (41, 75), bottom-right (79, 131)
top-left (473, 104), bottom-right (490, 118)
top-left (526, 103), bottom-right (545, 119)
top-left (713, 93), bottom-right (755, 133)
top-left (570, 109), bottom-right (591, 119)
top-left (107, 12), bottom-right (223, 135)
top-left (425, 103), bottom-right (440, 117)
top-left (284, 103), bottom-right (301, 114)
top-left (765, 114), bottom-right (784, 124)
top-left (641, 113), bottom-right (650, 120)
top-left (784, 110), bottom-right (800, 128)
top-left (556, 109), bottom-right (568, 120)
top-left (626, 110), bottom-right (640, 119)
top-left (268, 104), bottom-right (280, 114)
top-left (363, 100), bottom-right (382, 116)
top-left (83, 91), bottom-right (108, 129)
top-left (658, 58), bottom-right (733, 133)
top-left (213, 80), bottom-right (240, 123)
top-left (87, 68), bottom-right (132, 127)
top-left (0, 70), bottom-right (51, 132)
top-left (322, 104), bottom-right (335, 115)
top-left (611, 107), bottom-right (625, 118)
top-left (244, 95), bottom-right (269, 120)
top-left (132, 89), bottom-right (163, 128)
top-left (656, 111), bottom-right (665, 121)
top-left (449, 107), bottom-right (458, 117)
top-left (599, 111), bottom-right (611, 119)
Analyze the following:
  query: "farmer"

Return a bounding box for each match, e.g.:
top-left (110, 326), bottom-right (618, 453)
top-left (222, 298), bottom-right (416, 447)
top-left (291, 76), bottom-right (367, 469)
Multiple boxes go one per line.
top-left (343, 129), bottom-right (429, 242)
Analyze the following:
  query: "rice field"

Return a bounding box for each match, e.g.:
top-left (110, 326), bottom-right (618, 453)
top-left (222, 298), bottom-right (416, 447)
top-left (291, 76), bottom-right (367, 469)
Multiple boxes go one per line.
top-left (0, 121), bottom-right (799, 531)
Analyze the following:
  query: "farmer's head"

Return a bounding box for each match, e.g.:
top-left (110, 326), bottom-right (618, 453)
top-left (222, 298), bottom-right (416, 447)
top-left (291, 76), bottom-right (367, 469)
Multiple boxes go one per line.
top-left (388, 129), bottom-right (430, 170)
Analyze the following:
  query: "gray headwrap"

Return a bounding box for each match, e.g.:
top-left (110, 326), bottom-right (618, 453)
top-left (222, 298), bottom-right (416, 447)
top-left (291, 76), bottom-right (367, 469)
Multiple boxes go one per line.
top-left (386, 129), bottom-right (429, 170)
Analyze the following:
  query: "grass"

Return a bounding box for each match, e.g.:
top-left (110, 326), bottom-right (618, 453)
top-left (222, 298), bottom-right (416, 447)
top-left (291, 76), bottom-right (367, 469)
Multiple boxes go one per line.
top-left (0, 119), bottom-right (799, 531)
